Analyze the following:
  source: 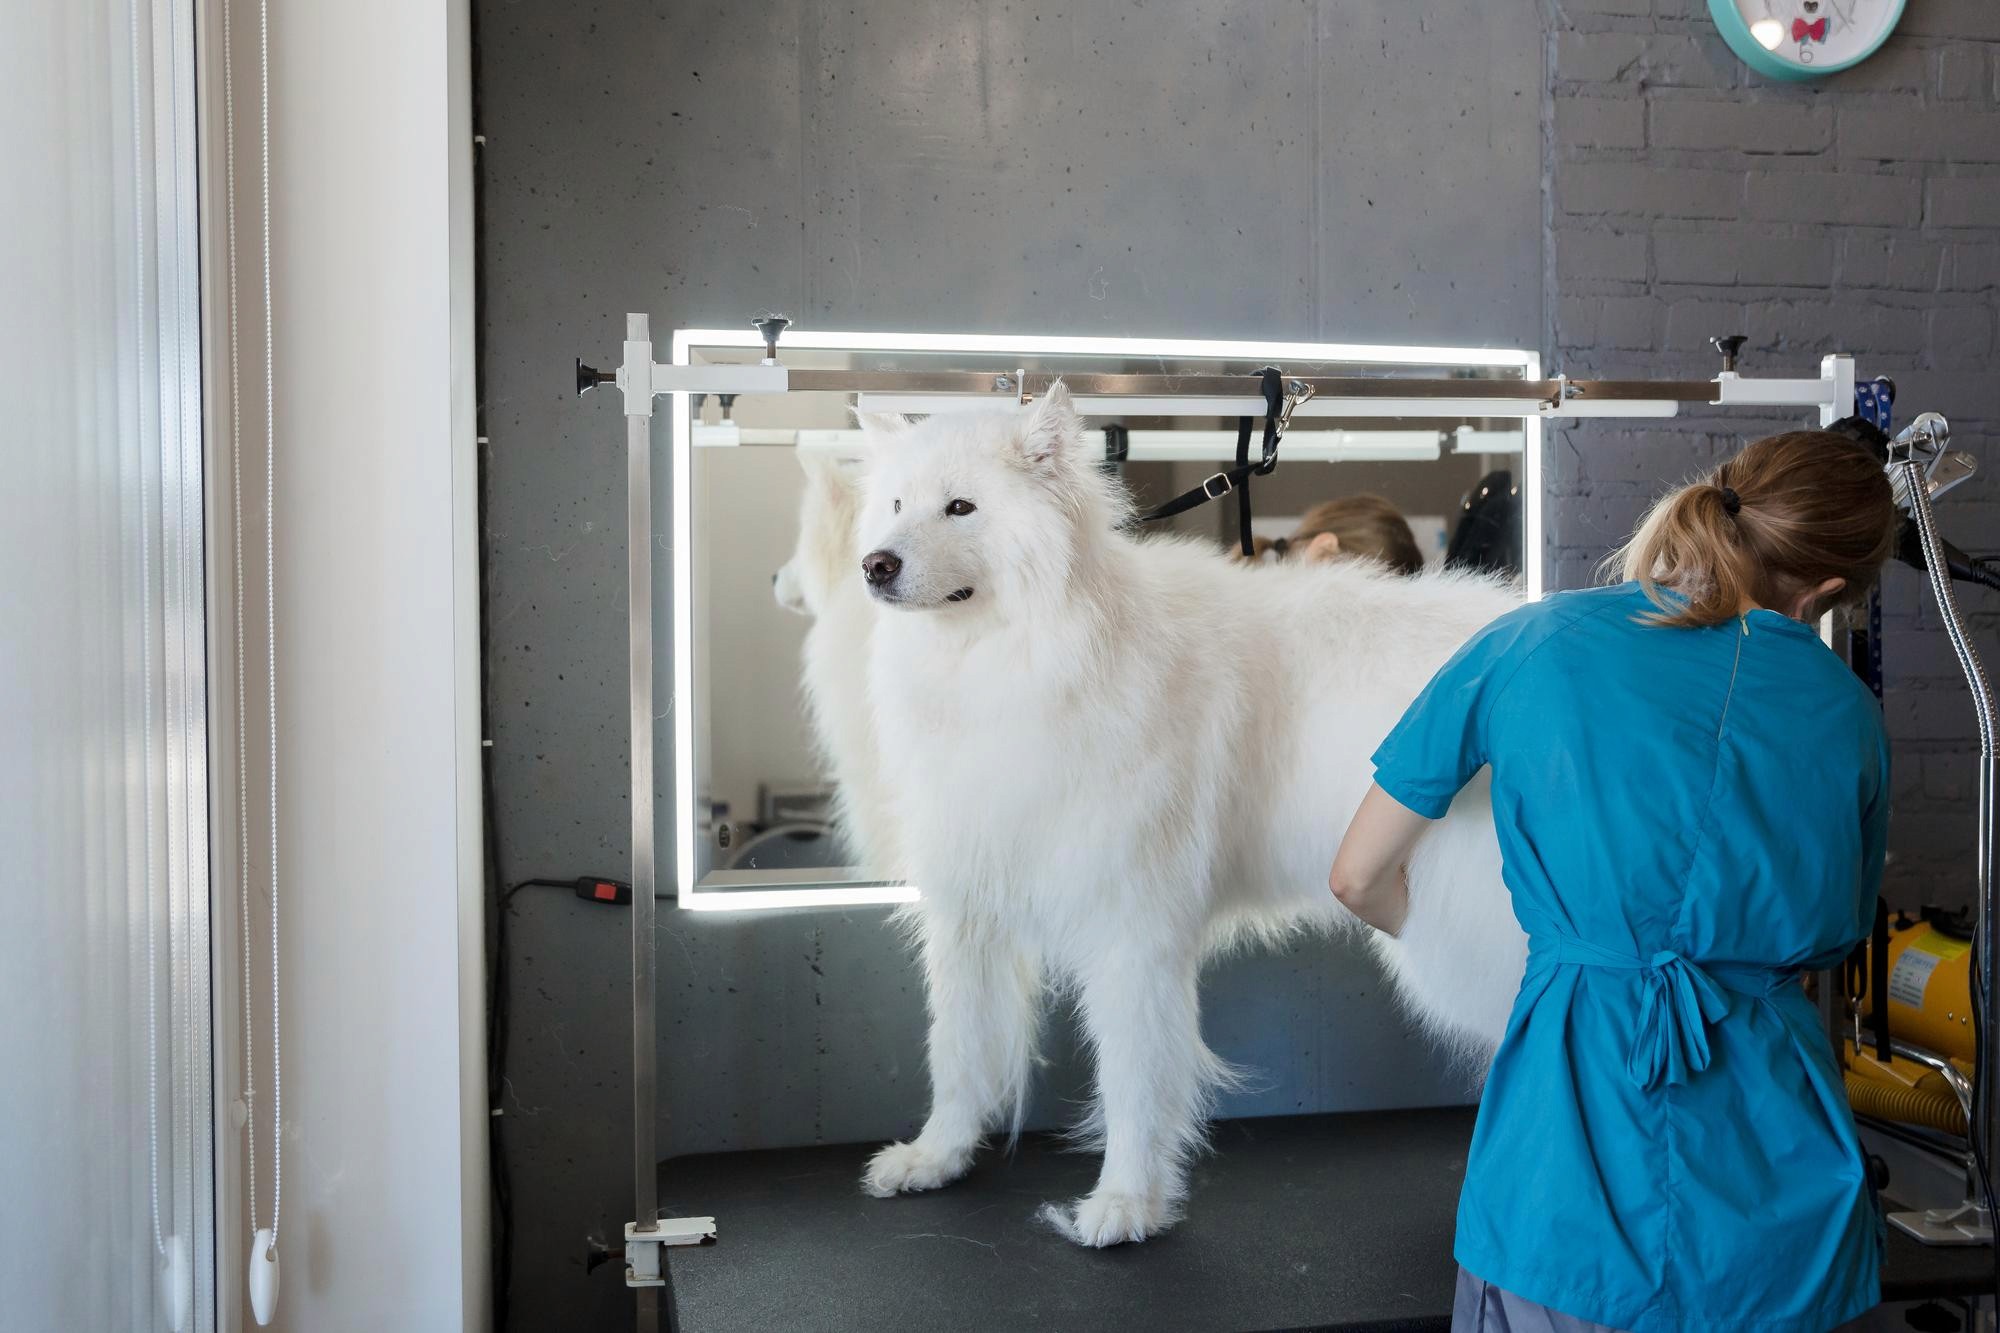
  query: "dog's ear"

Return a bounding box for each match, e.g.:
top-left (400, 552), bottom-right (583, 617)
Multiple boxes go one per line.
top-left (854, 410), bottom-right (913, 440)
top-left (799, 448), bottom-right (865, 511)
top-left (798, 447), bottom-right (838, 481)
top-left (1016, 381), bottom-right (1083, 470)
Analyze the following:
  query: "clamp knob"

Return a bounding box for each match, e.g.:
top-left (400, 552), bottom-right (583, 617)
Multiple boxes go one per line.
top-left (575, 358), bottom-right (615, 396)
top-left (1709, 335), bottom-right (1747, 373)
top-left (753, 314), bottom-right (791, 363)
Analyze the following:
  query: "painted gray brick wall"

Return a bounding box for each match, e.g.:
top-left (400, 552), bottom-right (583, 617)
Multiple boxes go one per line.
top-left (477, 2), bottom-right (1996, 1326)
top-left (1542, 0), bottom-right (1999, 908)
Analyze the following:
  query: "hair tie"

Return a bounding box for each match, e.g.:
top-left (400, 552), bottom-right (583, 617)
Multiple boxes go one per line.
top-left (1719, 486), bottom-right (1742, 516)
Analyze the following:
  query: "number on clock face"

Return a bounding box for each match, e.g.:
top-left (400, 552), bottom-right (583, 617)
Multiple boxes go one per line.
top-left (1716, 0), bottom-right (1903, 79)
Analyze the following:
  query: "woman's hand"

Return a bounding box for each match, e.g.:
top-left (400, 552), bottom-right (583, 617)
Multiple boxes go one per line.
top-left (1328, 784), bottom-right (1433, 937)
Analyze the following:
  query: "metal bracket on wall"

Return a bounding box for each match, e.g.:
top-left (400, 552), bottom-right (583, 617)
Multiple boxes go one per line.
top-left (624, 1216), bottom-right (717, 1288)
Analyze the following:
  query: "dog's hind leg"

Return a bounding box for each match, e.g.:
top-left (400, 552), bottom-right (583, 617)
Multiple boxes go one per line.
top-left (1042, 945), bottom-right (1221, 1246)
top-left (864, 906), bottom-right (1040, 1198)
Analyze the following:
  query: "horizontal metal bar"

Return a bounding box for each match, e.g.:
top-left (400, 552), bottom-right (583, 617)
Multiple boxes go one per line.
top-left (668, 366), bottom-right (1838, 411)
top-left (853, 393), bottom-right (1556, 419)
top-left (1564, 379), bottom-right (1717, 402)
top-left (1453, 428), bottom-right (1527, 454)
top-left (1714, 375), bottom-right (1840, 407)
top-left (674, 325), bottom-right (1541, 370)
top-left (1546, 400), bottom-right (1681, 419)
top-left (1119, 430), bottom-right (1444, 463)
top-left (642, 362), bottom-right (787, 397)
top-left (793, 369), bottom-right (1564, 400)
top-left (694, 423), bottom-right (1464, 462)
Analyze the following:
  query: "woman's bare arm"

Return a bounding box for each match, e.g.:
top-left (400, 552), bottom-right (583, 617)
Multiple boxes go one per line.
top-left (1328, 784), bottom-right (1434, 936)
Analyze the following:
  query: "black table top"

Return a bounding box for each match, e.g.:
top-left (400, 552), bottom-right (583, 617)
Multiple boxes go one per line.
top-left (661, 1107), bottom-right (1989, 1332)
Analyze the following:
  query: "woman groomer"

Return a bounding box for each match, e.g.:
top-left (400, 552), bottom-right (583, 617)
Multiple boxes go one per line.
top-left (1331, 431), bottom-right (1898, 1332)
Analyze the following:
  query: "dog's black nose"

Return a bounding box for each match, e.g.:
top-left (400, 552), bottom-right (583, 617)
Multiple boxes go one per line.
top-left (862, 550), bottom-right (902, 586)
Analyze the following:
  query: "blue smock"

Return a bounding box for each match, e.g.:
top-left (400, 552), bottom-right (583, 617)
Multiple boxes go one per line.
top-left (1373, 582), bottom-right (1889, 1332)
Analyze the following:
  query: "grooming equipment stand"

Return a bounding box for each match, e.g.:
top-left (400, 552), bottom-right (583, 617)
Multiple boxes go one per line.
top-left (582, 314), bottom-right (1993, 1319)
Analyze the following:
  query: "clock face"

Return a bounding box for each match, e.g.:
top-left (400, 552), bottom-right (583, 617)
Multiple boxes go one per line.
top-left (1716, 0), bottom-right (1905, 79)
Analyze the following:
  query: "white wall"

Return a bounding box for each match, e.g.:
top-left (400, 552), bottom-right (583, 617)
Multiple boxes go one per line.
top-left (205, 0), bottom-right (486, 1327)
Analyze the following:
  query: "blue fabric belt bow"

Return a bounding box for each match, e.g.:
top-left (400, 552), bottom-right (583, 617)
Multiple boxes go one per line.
top-left (1533, 935), bottom-right (1792, 1090)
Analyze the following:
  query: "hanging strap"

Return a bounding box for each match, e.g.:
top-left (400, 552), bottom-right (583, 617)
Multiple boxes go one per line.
top-left (1137, 367), bottom-right (1288, 555)
top-left (1868, 897), bottom-right (1891, 1062)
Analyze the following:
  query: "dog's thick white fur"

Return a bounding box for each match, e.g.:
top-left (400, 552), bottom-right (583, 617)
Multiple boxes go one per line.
top-left (775, 389), bottom-right (1528, 1246)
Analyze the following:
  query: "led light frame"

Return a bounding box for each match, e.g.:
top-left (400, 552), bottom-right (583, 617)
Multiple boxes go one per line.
top-left (668, 328), bottom-right (1545, 911)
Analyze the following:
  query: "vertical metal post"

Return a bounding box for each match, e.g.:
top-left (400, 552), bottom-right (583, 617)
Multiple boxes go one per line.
top-left (603, 316), bottom-right (713, 1327)
top-left (624, 312), bottom-right (662, 1333)
top-left (625, 313), bottom-right (659, 1233)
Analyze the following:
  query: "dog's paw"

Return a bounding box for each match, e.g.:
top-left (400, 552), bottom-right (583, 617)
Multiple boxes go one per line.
top-left (861, 1140), bottom-right (971, 1198)
top-left (1037, 1191), bottom-right (1169, 1247)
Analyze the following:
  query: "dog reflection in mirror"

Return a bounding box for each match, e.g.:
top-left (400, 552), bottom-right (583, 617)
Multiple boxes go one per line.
top-left (778, 389), bottom-right (1526, 1246)
top-left (773, 447), bottom-right (902, 880)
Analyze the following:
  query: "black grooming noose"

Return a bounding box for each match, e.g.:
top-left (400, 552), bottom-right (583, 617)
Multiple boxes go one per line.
top-left (1136, 367), bottom-right (1288, 557)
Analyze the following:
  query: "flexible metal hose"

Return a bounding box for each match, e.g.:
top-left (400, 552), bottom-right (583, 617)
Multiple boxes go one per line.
top-left (1892, 436), bottom-right (1998, 1273)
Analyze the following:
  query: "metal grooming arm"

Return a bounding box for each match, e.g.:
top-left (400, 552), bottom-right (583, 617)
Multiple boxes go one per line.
top-left (582, 329), bottom-right (1860, 422)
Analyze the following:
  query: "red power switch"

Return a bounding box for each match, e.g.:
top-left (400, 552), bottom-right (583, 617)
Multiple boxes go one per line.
top-left (570, 877), bottom-right (633, 906)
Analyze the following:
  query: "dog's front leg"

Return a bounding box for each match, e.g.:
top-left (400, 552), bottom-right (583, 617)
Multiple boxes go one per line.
top-left (864, 906), bottom-right (1039, 1197)
top-left (1044, 945), bottom-right (1216, 1246)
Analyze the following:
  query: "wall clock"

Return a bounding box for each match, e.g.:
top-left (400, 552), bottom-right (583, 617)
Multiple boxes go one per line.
top-left (1709, 0), bottom-right (1907, 80)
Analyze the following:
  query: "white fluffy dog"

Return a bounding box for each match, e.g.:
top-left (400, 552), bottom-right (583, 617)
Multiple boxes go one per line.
top-left (776, 387), bottom-right (1527, 1246)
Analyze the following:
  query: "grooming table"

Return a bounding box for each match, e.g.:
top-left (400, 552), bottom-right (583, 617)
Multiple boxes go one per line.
top-left (661, 1107), bottom-right (1991, 1332)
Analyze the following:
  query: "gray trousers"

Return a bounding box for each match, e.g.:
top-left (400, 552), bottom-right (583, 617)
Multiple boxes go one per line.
top-left (1452, 1269), bottom-right (1623, 1333)
top-left (1453, 1268), bottom-right (1879, 1332)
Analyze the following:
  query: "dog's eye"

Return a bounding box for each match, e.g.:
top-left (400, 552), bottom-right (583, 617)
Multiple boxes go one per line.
top-left (945, 498), bottom-right (976, 517)
top-left (893, 498), bottom-right (901, 514)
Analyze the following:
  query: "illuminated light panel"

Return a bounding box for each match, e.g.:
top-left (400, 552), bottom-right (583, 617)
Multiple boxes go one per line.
top-left (667, 328), bottom-right (1544, 911)
top-left (682, 884), bottom-right (923, 913)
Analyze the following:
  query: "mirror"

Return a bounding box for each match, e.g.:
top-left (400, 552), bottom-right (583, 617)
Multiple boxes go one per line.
top-left (664, 331), bottom-right (1543, 906)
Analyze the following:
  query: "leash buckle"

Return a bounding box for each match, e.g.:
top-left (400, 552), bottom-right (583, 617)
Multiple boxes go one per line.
top-left (1200, 472), bottom-right (1234, 500)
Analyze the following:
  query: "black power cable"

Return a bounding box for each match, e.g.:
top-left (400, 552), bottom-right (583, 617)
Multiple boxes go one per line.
top-left (489, 875), bottom-right (573, 1330)
top-left (491, 873), bottom-right (631, 1327)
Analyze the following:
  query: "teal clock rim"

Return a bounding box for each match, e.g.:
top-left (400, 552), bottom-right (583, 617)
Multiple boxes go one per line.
top-left (1707, 0), bottom-right (1907, 82)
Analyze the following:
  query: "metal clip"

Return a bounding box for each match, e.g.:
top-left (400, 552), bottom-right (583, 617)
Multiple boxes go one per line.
top-left (1275, 379), bottom-right (1315, 441)
top-left (623, 1216), bottom-right (717, 1289)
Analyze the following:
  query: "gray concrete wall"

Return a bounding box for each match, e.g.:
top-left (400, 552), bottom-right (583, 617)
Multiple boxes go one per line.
top-left (476, 2), bottom-right (1997, 1327)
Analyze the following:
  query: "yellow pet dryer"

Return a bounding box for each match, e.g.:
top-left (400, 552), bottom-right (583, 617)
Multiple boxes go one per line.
top-left (1842, 911), bottom-right (1976, 1139)
top-left (1858, 916), bottom-right (1976, 1065)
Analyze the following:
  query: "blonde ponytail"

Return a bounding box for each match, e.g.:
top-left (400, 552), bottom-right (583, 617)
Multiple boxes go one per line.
top-left (1609, 430), bottom-right (1898, 630)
